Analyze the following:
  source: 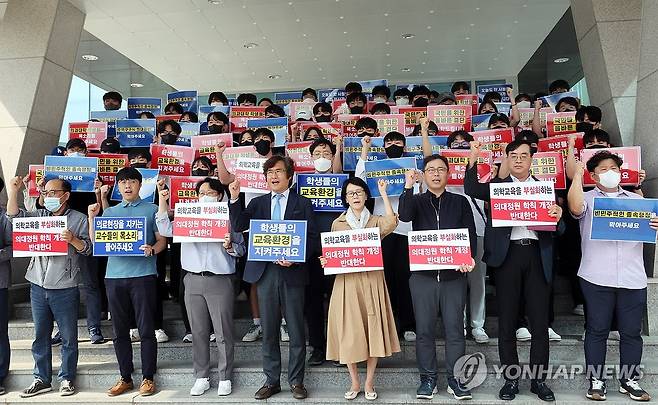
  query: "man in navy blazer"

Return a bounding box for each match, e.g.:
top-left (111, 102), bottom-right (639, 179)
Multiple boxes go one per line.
top-left (464, 140), bottom-right (563, 402)
top-left (228, 155), bottom-right (318, 401)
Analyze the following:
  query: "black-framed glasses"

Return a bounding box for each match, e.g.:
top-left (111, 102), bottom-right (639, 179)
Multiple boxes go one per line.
top-left (40, 189), bottom-right (65, 197)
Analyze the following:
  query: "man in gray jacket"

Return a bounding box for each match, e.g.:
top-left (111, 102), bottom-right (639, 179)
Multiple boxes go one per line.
top-left (6, 176), bottom-right (91, 397)
top-left (0, 178), bottom-right (12, 396)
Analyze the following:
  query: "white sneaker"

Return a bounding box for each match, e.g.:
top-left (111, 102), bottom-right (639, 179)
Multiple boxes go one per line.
top-left (59, 380), bottom-right (75, 396)
top-left (403, 331), bottom-right (416, 342)
top-left (189, 378), bottom-right (210, 396)
top-left (155, 329), bottom-right (169, 343)
top-left (242, 324), bottom-right (262, 342)
top-left (608, 331), bottom-right (620, 341)
top-left (210, 333), bottom-right (216, 342)
top-left (472, 327), bottom-right (490, 343)
top-left (548, 327), bottom-right (562, 342)
top-left (516, 327), bottom-right (531, 341)
top-left (217, 379), bottom-right (232, 396)
top-left (182, 333), bottom-right (192, 343)
top-left (572, 304), bottom-right (584, 316)
top-left (280, 323), bottom-right (289, 342)
top-left (130, 328), bottom-right (140, 342)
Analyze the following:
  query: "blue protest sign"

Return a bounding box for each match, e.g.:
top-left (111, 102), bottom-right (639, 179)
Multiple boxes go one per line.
top-left (297, 174), bottom-right (348, 212)
top-left (115, 119), bottom-right (156, 148)
top-left (90, 110), bottom-right (127, 138)
top-left (246, 117), bottom-right (289, 147)
top-left (247, 220), bottom-right (307, 262)
top-left (403, 136), bottom-right (448, 169)
top-left (358, 79), bottom-right (388, 94)
top-left (44, 156), bottom-right (98, 192)
top-left (167, 90), bottom-right (198, 114)
top-left (590, 197), bottom-right (658, 243)
top-left (342, 137), bottom-right (386, 172)
top-left (472, 113), bottom-right (493, 131)
top-left (364, 157), bottom-right (417, 198)
top-left (494, 102), bottom-right (511, 115)
top-left (540, 91), bottom-right (580, 110)
top-left (476, 83), bottom-right (512, 102)
top-left (110, 168), bottom-right (158, 203)
top-left (274, 91), bottom-right (303, 105)
top-left (176, 122), bottom-right (201, 146)
top-left (198, 105), bottom-right (230, 133)
top-left (318, 88), bottom-right (346, 102)
top-left (93, 216), bottom-right (147, 256)
top-left (127, 97), bottom-right (162, 119)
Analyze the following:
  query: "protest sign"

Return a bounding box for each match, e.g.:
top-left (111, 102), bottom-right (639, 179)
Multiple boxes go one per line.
top-left (372, 114), bottom-right (405, 134)
top-left (44, 155), bottom-right (98, 192)
top-left (172, 202), bottom-right (230, 243)
top-left (150, 144), bottom-right (194, 177)
top-left (456, 94), bottom-right (479, 116)
top-left (229, 106), bottom-right (266, 132)
top-left (285, 141), bottom-right (314, 172)
top-left (531, 152), bottom-right (566, 189)
top-left (115, 119), bottom-right (156, 148)
top-left (28, 164), bottom-right (44, 198)
top-left (274, 91), bottom-right (303, 105)
top-left (234, 158), bottom-right (268, 194)
top-left (580, 146), bottom-right (642, 187)
top-left (427, 105), bottom-right (472, 135)
top-left (404, 136), bottom-right (448, 168)
top-left (358, 79), bottom-right (388, 94)
top-left (110, 168), bottom-right (158, 203)
top-left (471, 113), bottom-right (493, 131)
top-left (477, 83), bottom-right (512, 102)
top-left (13, 216), bottom-right (67, 257)
top-left (221, 145), bottom-right (259, 174)
top-left (248, 220), bottom-right (307, 262)
top-left (470, 128), bottom-right (514, 161)
top-left (538, 133), bottom-right (584, 160)
top-left (191, 133), bottom-right (232, 165)
top-left (590, 197), bottom-right (658, 243)
top-left (156, 114), bottom-right (181, 126)
top-left (490, 181), bottom-right (557, 227)
top-left (198, 105), bottom-right (230, 133)
top-left (68, 121), bottom-right (108, 150)
top-left (397, 107), bottom-right (427, 135)
top-left (318, 88), bottom-right (347, 102)
top-left (93, 217), bottom-right (147, 256)
top-left (87, 153), bottom-right (129, 186)
top-left (540, 91), bottom-right (580, 110)
top-left (364, 157), bottom-right (417, 198)
top-left (167, 90), bottom-right (198, 114)
top-left (297, 122), bottom-right (342, 140)
top-left (167, 175), bottom-right (205, 210)
top-left (321, 228), bottom-right (384, 275)
top-left (288, 102), bottom-right (315, 121)
top-left (297, 173), bottom-right (348, 212)
top-left (439, 149), bottom-right (493, 186)
top-left (247, 117), bottom-right (289, 147)
top-left (175, 122), bottom-right (201, 147)
top-left (546, 112), bottom-right (577, 137)
top-left (90, 110), bottom-right (126, 138)
top-left (494, 102), bottom-right (512, 115)
top-left (408, 229), bottom-right (472, 271)
top-left (342, 137), bottom-right (386, 172)
top-left (127, 97), bottom-right (162, 119)
top-left (336, 114), bottom-right (364, 137)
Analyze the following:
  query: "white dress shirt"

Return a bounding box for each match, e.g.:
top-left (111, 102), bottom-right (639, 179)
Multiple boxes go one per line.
top-left (509, 174), bottom-right (538, 240)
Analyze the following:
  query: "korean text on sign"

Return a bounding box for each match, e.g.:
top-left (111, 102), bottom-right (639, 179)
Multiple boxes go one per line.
top-left (247, 220), bottom-right (307, 262)
top-left (173, 202), bottom-right (230, 243)
top-left (13, 216), bottom-right (68, 257)
top-left (407, 229), bottom-right (472, 271)
top-left (93, 216), bottom-right (146, 256)
top-left (321, 228), bottom-right (383, 275)
top-left (490, 181), bottom-right (557, 227)
top-left (297, 173), bottom-right (348, 212)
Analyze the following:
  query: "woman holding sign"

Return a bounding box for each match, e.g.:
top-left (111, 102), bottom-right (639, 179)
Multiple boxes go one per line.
top-left (322, 178), bottom-right (400, 401)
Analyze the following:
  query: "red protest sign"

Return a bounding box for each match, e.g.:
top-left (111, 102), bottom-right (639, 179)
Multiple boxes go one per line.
top-left (68, 121), bottom-right (108, 150)
top-left (336, 114), bottom-right (364, 137)
top-left (321, 228), bottom-right (384, 275)
top-left (286, 141), bottom-right (314, 173)
top-left (156, 114), bottom-right (181, 126)
top-left (427, 105), bottom-right (472, 135)
top-left (470, 127), bottom-right (514, 161)
top-left (229, 106), bottom-right (266, 132)
top-left (580, 146), bottom-right (641, 187)
top-left (150, 144), bottom-right (195, 177)
top-left (234, 158), bottom-right (268, 194)
top-left (221, 145), bottom-right (259, 174)
top-left (87, 153), bottom-right (129, 186)
top-left (28, 164), bottom-right (44, 198)
top-left (440, 149), bottom-right (492, 186)
top-left (372, 114), bottom-right (406, 134)
top-left (168, 175), bottom-right (206, 210)
top-left (518, 107), bottom-right (552, 131)
top-left (531, 152), bottom-right (566, 190)
top-left (297, 122), bottom-right (342, 140)
top-left (172, 202), bottom-right (230, 242)
top-left (408, 229), bottom-right (472, 271)
top-left (191, 133), bottom-right (233, 165)
top-left (397, 107), bottom-right (427, 135)
top-left (13, 216), bottom-right (68, 257)
top-left (538, 133), bottom-right (584, 160)
top-left (546, 112), bottom-right (577, 137)
top-left (455, 94), bottom-right (479, 117)
top-left (331, 99), bottom-right (347, 114)
top-left (490, 181), bottom-right (557, 227)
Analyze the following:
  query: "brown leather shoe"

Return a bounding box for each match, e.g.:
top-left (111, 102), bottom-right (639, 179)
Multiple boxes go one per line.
top-left (291, 384), bottom-right (308, 399)
top-left (107, 378), bottom-right (133, 396)
top-left (139, 379), bottom-right (156, 396)
top-left (254, 384), bottom-right (281, 400)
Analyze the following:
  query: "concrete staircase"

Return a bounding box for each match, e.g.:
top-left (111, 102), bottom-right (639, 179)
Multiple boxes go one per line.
top-left (2, 278), bottom-right (655, 404)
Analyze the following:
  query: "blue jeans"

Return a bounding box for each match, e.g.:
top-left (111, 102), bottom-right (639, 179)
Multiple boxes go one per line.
top-left (30, 284), bottom-right (79, 383)
top-left (0, 288), bottom-right (9, 384)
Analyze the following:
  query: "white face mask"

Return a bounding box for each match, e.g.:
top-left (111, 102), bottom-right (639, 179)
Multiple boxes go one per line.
top-left (199, 195), bottom-right (218, 203)
top-left (373, 96), bottom-right (386, 104)
top-left (210, 101), bottom-right (224, 106)
top-left (395, 97), bottom-right (409, 106)
top-left (313, 157), bottom-right (332, 173)
top-left (517, 101), bottom-right (531, 108)
top-left (67, 152), bottom-right (85, 157)
top-left (597, 170), bottom-right (621, 189)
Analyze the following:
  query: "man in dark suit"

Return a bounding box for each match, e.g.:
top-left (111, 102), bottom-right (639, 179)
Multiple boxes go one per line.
top-left (228, 155), bottom-right (319, 401)
top-left (464, 140), bottom-right (563, 402)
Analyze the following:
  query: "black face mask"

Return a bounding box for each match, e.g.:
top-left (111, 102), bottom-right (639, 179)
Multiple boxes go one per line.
top-left (315, 115), bottom-right (332, 122)
top-left (385, 144), bottom-right (404, 159)
top-left (490, 125), bottom-right (507, 130)
top-left (576, 122), bottom-right (594, 133)
top-left (131, 162), bottom-right (148, 169)
top-left (587, 144), bottom-right (607, 150)
top-left (161, 134), bottom-right (178, 145)
top-left (254, 139), bottom-right (271, 156)
top-left (413, 97), bottom-right (429, 107)
top-left (192, 169), bottom-right (210, 176)
top-left (208, 124), bottom-right (223, 134)
top-left (349, 106), bottom-right (364, 114)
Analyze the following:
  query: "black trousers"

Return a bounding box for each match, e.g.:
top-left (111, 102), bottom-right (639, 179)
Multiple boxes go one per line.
top-left (106, 275), bottom-right (158, 381)
top-left (495, 243), bottom-right (550, 381)
top-left (0, 288), bottom-right (9, 383)
top-left (305, 257), bottom-right (331, 352)
top-left (382, 233), bottom-right (415, 332)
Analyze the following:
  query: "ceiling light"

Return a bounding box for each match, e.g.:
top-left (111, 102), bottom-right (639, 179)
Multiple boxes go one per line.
top-left (553, 57), bottom-right (570, 63)
top-left (488, 67), bottom-right (493, 70)
top-left (385, 28), bottom-right (389, 32)
top-left (346, 44), bottom-right (352, 47)
top-left (387, 73), bottom-right (391, 76)
top-left (420, 71), bottom-right (424, 74)
top-left (421, 62), bottom-right (426, 65)
top-left (470, 23), bottom-right (475, 27)
top-left (81, 54), bottom-right (98, 61)
top-left (475, 7), bottom-right (480, 10)
top-left (208, 0), bottom-right (222, 4)
top-left (426, 26), bottom-right (432, 30)
top-left (429, 10), bottom-right (435, 14)
top-left (243, 42), bottom-right (258, 49)
top-left (268, 74), bottom-right (281, 79)
top-left (386, 63), bottom-right (391, 67)
top-left (457, 59), bottom-right (462, 63)
top-left (383, 13), bottom-right (389, 17)
top-left (401, 33), bottom-right (415, 39)
top-left (401, 67), bottom-right (411, 72)
top-left (288, 1), bottom-right (293, 4)
top-left (343, 31), bottom-right (348, 34)
top-left (454, 69), bottom-right (459, 73)
top-left (296, 18), bottom-right (300, 22)
top-left (339, 16), bottom-right (344, 19)
top-left (322, 76), bottom-right (326, 80)
top-left (465, 37), bottom-right (470, 40)
top-left (130, 83), bottom-right (144, 88)
top-left (385, 41), bottom-right (390, 45)
top-left (354, 74), bottom-right (359, 78)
